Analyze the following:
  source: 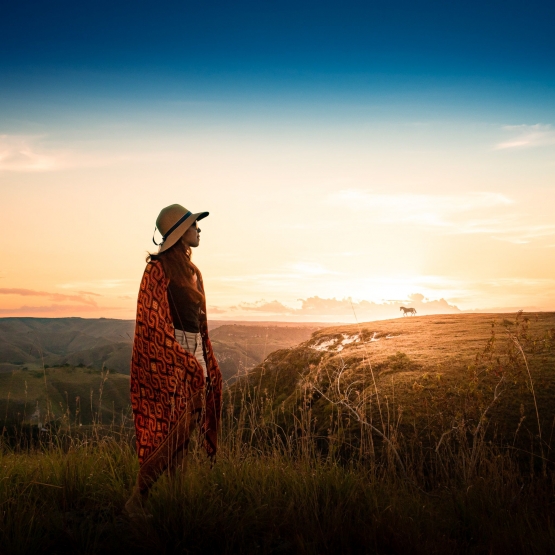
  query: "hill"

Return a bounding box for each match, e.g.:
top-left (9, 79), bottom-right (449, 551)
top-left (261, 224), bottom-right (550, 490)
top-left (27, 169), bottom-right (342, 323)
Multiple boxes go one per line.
top-left (6, 313), bottom-right (553, 439)
top-left (0, 318), bottom-right (323, 382)
top-left (229, 312), bottom-right (555, 451)
top-left (0, 318), bottom-right (135, 373)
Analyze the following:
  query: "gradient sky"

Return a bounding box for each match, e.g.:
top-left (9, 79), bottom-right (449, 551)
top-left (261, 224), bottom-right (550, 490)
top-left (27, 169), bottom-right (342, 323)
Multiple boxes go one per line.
top-left (1, 0), bottom-right (554, 321)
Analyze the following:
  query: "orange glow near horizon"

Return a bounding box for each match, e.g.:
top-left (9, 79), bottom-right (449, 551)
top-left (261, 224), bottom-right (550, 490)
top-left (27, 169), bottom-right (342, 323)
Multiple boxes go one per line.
top-left (1, 117), bottom-right (554, 322)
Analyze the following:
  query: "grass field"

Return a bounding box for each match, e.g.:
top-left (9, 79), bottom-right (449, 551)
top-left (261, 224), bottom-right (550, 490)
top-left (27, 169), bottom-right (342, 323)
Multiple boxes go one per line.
top-left (3, 439), bottom-right (555, 555)
top-left (1, 312), bottom-right (555, 554)
top-left (229, 312), bottom-right (555, 453)
top-left (0, 366), bottom-right (130, 429)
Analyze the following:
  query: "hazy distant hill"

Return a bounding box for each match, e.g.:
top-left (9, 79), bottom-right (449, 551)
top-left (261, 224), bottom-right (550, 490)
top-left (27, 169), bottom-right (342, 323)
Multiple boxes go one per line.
top-left (0, 318), bottom-right (135, 374)
top-left (0, 317), bottom-right (324, 383)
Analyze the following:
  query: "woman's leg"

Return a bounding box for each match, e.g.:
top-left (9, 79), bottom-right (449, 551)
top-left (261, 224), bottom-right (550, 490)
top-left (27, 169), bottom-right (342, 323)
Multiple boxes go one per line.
top-left (125, 392), bottom-right (203, 516)
top-left (126, 332), bottom-right (207, 516)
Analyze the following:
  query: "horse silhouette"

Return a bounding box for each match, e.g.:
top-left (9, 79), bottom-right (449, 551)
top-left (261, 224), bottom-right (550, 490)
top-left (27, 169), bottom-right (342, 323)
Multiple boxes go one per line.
top-left (400, 306), bottom-right (417, 316)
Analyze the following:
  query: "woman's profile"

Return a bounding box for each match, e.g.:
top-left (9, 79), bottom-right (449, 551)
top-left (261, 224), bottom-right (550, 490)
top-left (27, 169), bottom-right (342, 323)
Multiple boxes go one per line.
top-left (124, 204), bottom-right (222, 517)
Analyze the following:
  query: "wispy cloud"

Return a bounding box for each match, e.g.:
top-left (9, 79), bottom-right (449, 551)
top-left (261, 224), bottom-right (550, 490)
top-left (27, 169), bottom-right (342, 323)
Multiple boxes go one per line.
top-left (207, 305), bottom-right (228, 314)
top-left (328, 189), bottom-right (555, 244)
top-left (329, 190), bottom-right (513, 227)
top-left (0, 288), bottom-right (99, 307)
top-left (233, 300), bottom-right (295, 313)
top-left (491, 224), bottom-right (555, 244)
top-left (494, 124), bottom-right (555, 150)
top-left (219, 262), bottom-right (338, 286)
top-left (0, 135), bottom-right (63, 172)
top-left (287, 262), bottom-right (337, 276)
top-left (0, 304), bottom-right (118, 316)
top-left (58, 279), bottom-right (133, 290)
top-left (0, 134), bottom-right (134, 173)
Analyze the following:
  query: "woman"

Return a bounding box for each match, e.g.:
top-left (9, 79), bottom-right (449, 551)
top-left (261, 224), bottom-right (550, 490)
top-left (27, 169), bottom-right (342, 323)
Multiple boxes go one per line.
top-left (124, 203), bottom-right (222, 517)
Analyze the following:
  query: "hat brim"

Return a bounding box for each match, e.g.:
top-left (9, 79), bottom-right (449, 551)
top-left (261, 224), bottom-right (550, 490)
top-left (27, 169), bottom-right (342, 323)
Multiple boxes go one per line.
top-left (158, 211), bottom-right (209, 253)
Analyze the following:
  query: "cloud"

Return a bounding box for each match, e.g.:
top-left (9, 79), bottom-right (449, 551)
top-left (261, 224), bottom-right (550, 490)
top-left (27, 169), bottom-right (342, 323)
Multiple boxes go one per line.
top-left (0, 134), bottom-right (130, 173)
top-left (329, 190), bottom-right (513, 228)
top-left (0, 288), bottom-right (99, 307)
top-left (288, 262), bottom-right (335, 276)
top-left (207, 306), bottom-right (228, 314)
top-left (491, 223), bottom-right (555, 244)
top-left (219, 262), bottom-right (339, 289)
top-left (0, 135), bottom-right (63, 172)
top-left (297, 296), bottom-right (458, 318)
top-left (0, 304), bottom-right (112, 315)
top-left (58, 279), bottom-right (133, 290)
top-left (233, 300), bottom-right (294, 313)
top-left (328, 189), bottom-right (555, 244)
top-left (225, 294), bottom-right (460, 321)
top-left (495, 124), bottom-right (555, 150)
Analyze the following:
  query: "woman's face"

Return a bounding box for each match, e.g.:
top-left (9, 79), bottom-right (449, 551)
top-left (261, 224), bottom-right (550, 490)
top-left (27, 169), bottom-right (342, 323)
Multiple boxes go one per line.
top-left (182, 221), bottom-right (201, 248)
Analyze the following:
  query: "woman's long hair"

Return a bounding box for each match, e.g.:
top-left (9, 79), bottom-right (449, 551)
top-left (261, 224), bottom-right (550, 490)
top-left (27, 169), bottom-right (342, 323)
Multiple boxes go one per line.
top-left (147, 235), bottom-right (204, 304)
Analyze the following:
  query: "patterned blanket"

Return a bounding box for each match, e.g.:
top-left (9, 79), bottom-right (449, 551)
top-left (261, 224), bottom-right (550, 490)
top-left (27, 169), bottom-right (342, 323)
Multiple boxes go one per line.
top-left (130, 260), bottom-right (222, 486)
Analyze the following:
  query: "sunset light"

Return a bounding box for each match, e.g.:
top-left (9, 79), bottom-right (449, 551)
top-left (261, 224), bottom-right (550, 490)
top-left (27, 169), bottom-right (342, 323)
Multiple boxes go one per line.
top-left (2, 2), bottom-right (555, 550)
top-left (1, 2), bottom-right (554, 324)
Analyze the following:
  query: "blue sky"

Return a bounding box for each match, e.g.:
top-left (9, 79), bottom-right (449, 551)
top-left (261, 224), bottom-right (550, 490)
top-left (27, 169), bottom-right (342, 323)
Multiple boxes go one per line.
top-left (2, 0), bottom-right (554, 99)
top-left (1, 0), bottom-right (555, 130)
top-left (1, 1), bottom-right (554, 320)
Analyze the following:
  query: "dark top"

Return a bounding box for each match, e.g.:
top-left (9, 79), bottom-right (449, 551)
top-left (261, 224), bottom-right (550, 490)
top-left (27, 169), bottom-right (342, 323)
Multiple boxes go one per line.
top-left (167, 280), bottom-right (201, 333)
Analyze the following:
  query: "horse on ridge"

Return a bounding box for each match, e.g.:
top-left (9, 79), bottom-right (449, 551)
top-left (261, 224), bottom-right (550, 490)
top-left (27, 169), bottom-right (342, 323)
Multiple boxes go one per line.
top-left (400, 306), bottom-right (417, 316)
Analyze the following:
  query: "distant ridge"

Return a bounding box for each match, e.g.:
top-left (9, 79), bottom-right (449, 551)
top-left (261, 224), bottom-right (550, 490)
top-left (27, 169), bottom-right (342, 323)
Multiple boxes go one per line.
top-left (0, 317), bottom-right (326, 381)
top-left (0, 317), bottom-right (136, 374)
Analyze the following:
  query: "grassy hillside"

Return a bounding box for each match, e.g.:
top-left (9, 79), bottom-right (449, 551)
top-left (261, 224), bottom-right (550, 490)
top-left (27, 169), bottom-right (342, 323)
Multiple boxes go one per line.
top-left (229, 312), bottom-right (555, 454)
top-left (2, 314), bottom-right (555, 554)
top-left (4, 312), bottom-right (554, 446)
top-left (3, 440), bottom-right (555, 555)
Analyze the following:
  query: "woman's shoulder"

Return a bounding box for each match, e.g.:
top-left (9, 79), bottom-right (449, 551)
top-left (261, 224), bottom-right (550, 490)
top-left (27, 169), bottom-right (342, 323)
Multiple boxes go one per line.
top-left (142, 257), bottom-right (165, 280)
top-left (147, 256), bottom-right (162, 267)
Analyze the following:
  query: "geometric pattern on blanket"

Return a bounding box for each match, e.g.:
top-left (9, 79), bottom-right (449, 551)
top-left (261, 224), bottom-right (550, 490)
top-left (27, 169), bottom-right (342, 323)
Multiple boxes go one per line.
top-left (130, 259), bottom-right (222, 465)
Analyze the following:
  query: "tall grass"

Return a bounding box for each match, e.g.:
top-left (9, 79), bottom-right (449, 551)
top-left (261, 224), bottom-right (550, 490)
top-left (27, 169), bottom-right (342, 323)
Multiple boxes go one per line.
top-left (1, 313), bottom-right (555, 554)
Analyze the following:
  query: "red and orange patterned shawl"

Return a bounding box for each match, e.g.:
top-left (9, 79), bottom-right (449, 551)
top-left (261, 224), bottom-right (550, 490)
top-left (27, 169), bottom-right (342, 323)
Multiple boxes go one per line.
top-left (130, 259), bottom-right (222, 466)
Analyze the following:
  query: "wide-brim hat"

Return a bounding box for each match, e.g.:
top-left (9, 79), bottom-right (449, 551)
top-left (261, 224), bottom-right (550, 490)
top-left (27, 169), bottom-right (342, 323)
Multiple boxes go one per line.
top-left (153, 204), bottom-right (209, 253)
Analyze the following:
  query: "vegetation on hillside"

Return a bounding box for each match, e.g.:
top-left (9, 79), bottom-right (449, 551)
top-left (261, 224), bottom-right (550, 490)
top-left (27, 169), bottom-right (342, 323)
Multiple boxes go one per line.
top-left (229, 312), bottom-right (555, 457)
top-left (1, 312), bottom-right (555, 554)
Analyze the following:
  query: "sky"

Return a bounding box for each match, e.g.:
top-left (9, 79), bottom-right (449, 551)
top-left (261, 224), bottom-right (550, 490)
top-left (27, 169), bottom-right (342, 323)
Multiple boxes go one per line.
top-left (1, 0), bottom-right (554, 322)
